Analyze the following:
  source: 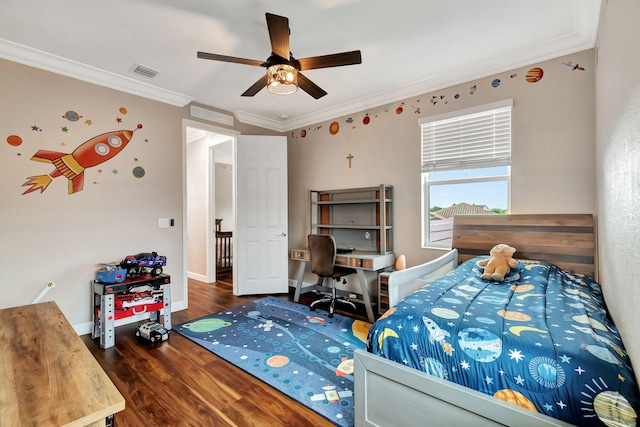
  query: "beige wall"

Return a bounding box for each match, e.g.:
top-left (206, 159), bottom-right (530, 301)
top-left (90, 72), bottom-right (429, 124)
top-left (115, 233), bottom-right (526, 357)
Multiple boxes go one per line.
top-left (595, 0), bottom-right (640, 380)
top-left (0, 59), bottom-right (273, 333)
top-left (0, 59), bottom-right (184, 330)
top-left (287, 49), bottom-right (596, 291)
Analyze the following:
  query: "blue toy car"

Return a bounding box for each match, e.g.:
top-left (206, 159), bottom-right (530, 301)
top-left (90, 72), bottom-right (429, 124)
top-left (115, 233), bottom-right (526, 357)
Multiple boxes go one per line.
top-left (120, 252), bottom-right (167, 279)
top-left (96, 264), bottom-right (127, 283)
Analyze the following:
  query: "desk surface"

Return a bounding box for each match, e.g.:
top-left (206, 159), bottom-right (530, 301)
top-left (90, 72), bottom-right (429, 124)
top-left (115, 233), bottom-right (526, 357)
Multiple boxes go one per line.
top-left (291, 248), bottom-right (395, 323)
top-left (0, 301), bottom-right (125, 426)
top-left (291, 248), bottom-right (395, 271)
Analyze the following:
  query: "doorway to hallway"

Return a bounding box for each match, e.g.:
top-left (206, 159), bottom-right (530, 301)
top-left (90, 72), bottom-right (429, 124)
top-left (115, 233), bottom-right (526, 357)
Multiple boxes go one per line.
top-left (185, 121), bottom-right (236, 284)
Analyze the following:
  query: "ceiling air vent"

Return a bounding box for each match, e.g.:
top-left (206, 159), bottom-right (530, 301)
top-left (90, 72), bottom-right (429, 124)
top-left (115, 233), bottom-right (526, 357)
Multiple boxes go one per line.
top-left (130, 63), bottom-right (159, 79)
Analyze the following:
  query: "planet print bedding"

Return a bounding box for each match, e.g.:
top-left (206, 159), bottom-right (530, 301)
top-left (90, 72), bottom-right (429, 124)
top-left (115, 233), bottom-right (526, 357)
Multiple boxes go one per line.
top-left (367, 257), bottom-right (639, 426)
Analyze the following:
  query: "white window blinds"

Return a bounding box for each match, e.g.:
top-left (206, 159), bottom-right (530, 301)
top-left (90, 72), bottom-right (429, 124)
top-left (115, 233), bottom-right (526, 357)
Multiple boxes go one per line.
top-left (420, 100), bottom-right (512, 172)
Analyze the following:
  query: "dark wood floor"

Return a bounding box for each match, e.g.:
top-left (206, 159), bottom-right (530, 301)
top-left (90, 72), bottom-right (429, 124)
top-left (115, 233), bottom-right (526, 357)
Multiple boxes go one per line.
top-left (81, 278), bottom-right (370, 427)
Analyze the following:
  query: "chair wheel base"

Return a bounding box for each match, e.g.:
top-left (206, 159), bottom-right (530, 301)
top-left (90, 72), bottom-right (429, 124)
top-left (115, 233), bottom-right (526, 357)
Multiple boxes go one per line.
top-left (309, 294), bottom-right (356, 318)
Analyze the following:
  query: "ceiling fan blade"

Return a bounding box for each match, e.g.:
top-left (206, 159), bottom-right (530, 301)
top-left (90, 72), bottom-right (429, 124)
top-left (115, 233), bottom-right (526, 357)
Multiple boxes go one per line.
top-left (297, 50), bottom-right (362, 71)
top-left (297, 72), bottom-right (327, 99)
top-left (241, 74), bottom-right (269, 97)
top-left (265, 13), bottom-right (290, 60)
top-left (197, 51), bottom-right (266, 67)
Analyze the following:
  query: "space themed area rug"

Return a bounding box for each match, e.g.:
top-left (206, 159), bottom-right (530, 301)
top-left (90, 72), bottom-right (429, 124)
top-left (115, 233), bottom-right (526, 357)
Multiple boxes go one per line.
top-left (174, 296), bottom-right (371, 427)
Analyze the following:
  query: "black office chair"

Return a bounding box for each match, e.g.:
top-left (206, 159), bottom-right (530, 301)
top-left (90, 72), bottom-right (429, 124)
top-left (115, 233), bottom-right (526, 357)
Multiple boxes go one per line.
top-left (308, 234), bottom-right (357, 317)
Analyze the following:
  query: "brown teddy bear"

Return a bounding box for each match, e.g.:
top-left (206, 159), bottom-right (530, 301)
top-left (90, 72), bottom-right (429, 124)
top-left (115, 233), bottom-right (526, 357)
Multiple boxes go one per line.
top-left (477, 244), bottom-right (518, 281)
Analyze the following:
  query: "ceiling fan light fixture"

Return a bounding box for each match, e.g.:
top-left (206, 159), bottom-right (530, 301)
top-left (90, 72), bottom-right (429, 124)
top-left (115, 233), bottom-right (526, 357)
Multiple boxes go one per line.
top-left (267, 64), bottom-right (298, 95)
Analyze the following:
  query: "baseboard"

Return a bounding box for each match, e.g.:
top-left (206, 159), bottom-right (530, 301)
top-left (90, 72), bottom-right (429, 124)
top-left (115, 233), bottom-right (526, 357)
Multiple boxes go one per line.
top-left (288, 279), bottom-right (318, 295)
top-left (188, 271), bottom-right (208, 282)
top-left (288, 278), bottom-right (307, 288)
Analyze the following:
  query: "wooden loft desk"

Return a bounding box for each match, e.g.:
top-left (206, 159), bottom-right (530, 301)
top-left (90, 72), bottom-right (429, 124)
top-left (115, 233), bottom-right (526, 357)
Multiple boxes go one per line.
top-left (291, 249), bottom-right (395, 323)
top-left (0, 301), bottom-right (125, 426)
top-left (298, 185), bottom-right (395, 322)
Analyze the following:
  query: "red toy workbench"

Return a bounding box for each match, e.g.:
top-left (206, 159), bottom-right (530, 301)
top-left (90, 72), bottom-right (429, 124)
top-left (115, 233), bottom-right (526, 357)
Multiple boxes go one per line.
top-left (92, 274), bottom-right (171, 349)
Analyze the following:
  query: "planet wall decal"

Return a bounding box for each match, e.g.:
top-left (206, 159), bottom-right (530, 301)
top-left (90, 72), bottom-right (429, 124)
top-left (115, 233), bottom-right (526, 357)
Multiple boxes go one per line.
top-left (526, 67), bottom-right (544, 83)
top-left (62, 110), bottom-right (82, 122)
top-left (7, 135), bottom-right (22, 146)
top-left (329, 121), bottom-right (340, 135)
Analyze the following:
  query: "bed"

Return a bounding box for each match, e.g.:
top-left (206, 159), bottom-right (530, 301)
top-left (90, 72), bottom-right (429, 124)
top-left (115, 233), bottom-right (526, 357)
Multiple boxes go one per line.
top-left (354, 214), bottom-right (639, 427)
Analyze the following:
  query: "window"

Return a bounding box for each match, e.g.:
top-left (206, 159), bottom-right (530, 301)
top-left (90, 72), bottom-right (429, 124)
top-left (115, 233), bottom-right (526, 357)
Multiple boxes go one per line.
top-left (420, 100), bottom-right (512, 248)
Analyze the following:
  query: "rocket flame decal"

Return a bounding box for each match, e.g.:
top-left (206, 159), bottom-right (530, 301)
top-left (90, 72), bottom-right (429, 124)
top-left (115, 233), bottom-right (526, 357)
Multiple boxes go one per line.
top-left (22, 124), bottom-right (142, 195)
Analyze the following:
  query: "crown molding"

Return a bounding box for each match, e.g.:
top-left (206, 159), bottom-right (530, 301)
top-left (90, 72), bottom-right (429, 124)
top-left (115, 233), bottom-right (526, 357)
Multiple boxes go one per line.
top-left (0, 38), bottom-right (194, 107)
top-left (4, 29), bottom-right (593, 134)
top-left (237, 39), bottom-right (596, 133)
top-left (232, 110), bottom-right (290, 133)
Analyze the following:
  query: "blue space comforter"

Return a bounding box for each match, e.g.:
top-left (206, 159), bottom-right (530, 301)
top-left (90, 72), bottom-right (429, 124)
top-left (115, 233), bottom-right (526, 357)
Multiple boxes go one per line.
top-left (367, 257), bottom-right (639, 426)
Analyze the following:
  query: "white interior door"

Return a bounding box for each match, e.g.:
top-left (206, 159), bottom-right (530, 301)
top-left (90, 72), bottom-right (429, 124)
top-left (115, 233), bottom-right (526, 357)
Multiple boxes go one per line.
top-left (234, 135), bottom-right (288, 295)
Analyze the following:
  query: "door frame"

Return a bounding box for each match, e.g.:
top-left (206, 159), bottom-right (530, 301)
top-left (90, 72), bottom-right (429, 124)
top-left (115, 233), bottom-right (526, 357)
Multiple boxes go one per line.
top-left (182, 119), bottom-right (239, 305)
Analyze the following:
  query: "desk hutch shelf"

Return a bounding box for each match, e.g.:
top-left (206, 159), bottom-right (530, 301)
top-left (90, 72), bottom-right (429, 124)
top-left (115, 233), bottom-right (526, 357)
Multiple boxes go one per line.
top-left (309, 184), bottom-right (393, 254)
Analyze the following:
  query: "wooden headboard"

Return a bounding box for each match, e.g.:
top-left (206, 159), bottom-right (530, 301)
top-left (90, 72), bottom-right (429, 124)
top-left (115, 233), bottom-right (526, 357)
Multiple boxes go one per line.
top-left (452, 214), bottom-right (596, 279)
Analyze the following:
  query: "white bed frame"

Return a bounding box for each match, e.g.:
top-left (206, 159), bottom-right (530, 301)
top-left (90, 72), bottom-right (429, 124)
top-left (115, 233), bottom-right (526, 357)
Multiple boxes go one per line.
top-left (354, 349), bottom-right (574, 426)
top-left (354, 214), bottom-right (596, 427)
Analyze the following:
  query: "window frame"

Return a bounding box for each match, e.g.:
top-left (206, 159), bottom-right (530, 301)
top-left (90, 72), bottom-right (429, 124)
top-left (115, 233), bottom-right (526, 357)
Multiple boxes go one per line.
top-left (420, 100), bottom-right (513, 249)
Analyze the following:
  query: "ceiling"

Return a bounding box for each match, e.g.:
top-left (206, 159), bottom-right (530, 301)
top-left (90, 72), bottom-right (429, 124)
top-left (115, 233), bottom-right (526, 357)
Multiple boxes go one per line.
top-left (0, 0), bottom-right (601, 132)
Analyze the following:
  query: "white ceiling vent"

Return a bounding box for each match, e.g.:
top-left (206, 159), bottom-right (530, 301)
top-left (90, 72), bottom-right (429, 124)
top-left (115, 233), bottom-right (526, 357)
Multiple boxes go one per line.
top-left (130, 63), bottom-right (159, 79)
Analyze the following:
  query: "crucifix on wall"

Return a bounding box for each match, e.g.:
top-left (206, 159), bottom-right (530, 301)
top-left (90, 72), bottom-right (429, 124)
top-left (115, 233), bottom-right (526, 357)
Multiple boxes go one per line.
top-left (346, 153), bottom-right (354, 168)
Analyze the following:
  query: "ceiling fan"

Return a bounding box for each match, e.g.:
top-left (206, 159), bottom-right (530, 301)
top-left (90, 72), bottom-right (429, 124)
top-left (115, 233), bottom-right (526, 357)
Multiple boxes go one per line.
top-left (197, 13), bottom-right (362, 99)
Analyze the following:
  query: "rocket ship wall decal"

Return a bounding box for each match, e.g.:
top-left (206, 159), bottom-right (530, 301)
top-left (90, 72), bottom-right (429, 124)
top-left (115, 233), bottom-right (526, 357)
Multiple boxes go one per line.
top-left (22, 124), bottom-right (142, 195)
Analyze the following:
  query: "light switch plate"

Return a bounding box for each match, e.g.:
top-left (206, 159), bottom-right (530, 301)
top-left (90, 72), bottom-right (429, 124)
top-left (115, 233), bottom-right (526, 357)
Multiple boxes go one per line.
top-left (158, 218), bottom-right (170, 228)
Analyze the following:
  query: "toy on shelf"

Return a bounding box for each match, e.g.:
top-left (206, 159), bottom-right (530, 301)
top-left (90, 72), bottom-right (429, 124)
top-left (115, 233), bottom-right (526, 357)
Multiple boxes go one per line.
top-left (96, 263), bottom-right (127, 283)
top-left (119, 251), bottom-right (167, 279)
top-left (135, 321), bottom-right (170, 343)
top-left (114, 291), bottom-right (162, 313)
